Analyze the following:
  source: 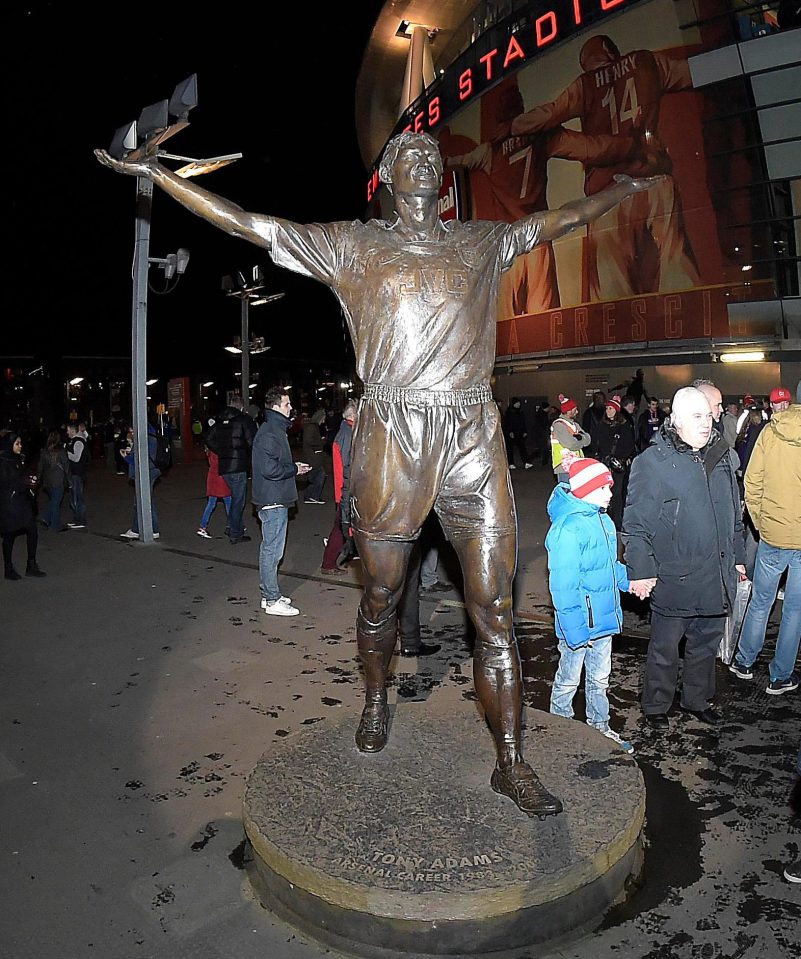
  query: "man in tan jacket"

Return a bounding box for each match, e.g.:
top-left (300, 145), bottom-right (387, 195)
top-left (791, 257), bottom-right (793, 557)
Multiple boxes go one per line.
top-left (730, 387), bottom-right (801, 693)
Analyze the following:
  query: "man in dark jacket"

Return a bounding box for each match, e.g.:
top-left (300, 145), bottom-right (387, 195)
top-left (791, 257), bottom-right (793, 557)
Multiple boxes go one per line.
top-left (252, 388), bottom-right (311, 616)
top-left (503, 398), bottom-right (533, 469)
top-left (581, 391), bottom-right (607, 453)
top-left (66, 422), bottom-right (90, 529)
top-left (636, 397), bottom-right (666, 452)
top-left (623, 387), bottom-right (746, 729)
top-left (205, 396), bottom-right (257, 544)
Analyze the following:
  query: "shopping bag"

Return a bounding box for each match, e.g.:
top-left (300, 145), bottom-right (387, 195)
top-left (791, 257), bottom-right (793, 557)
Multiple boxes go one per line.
top-left (719, 578), bottom-right (752, 664)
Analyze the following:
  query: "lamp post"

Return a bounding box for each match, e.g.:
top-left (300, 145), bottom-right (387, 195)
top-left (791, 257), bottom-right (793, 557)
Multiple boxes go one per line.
top-left (222, 267), bottom-right (283, 407)
top-left (103, 74), bottom-right (241, 544)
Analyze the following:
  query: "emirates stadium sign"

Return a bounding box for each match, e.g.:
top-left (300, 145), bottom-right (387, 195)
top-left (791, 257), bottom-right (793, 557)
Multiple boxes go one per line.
top-left (367, 0), bottom-right (642, 201)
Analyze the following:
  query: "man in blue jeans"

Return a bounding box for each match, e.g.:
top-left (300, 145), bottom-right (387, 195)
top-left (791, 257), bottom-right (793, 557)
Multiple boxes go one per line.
top-left (730, 387), bottom-right (801, 694)
top-left (252, 388), bottom-right (311, 616)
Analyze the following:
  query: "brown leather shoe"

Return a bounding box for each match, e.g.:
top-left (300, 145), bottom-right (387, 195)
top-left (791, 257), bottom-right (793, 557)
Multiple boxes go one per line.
top-left (490, 762), bottom-right (563, 819)
top-left (355, 703), bottom-right (389, 753)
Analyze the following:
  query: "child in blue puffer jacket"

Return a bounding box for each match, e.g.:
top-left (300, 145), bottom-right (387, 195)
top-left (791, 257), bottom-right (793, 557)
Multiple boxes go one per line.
top-left (545, 458), bottom-right (635, 754)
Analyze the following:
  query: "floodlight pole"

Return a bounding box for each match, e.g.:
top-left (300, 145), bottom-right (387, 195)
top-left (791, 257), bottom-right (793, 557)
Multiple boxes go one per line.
top-left (131, 177), bottom-right (156, 544)
top-left (241, 298), bottom-right (250, 407)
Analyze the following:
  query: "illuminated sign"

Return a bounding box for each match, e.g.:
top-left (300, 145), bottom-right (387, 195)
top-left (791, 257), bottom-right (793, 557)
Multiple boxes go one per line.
top-left (496, 284), bottom-right (772, 354)
top-left (367, 0), bottom-right (638, 200)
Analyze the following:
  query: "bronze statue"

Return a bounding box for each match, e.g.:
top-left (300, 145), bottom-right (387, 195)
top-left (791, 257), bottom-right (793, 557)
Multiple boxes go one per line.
top-left (96, 131), bottom-right (660, 818)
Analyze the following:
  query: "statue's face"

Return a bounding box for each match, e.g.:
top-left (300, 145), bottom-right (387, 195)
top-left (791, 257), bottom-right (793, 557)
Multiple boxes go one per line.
top-left (392, 138), bottom-right (443, 196)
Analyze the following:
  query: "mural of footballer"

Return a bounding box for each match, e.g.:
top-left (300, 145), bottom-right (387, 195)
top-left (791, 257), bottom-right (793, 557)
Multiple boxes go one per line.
top-left (510, 34), bottom-right (701, 300)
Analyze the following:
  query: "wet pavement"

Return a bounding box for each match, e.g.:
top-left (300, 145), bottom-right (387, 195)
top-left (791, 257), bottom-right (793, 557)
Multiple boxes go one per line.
top-left (1, 453), bottom-right (799, 958)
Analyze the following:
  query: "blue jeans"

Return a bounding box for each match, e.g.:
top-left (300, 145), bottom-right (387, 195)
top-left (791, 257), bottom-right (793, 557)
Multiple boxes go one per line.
top-left (735, 540), bottom-right (801, 682)
top-left (551, 635), bottom-right (612, 730)
top-left (200, 495), bottom-right (231, 529)
top-left (225, 472), bottom-right (248, 540)
top-left (69, 475), bottom-right (87, 525)
top-left (45, 486), bottom-right (64, 529)
top-left (259, 506), bottom-right (289, 602)
top-left (131, 471), bottom-right (159, 534)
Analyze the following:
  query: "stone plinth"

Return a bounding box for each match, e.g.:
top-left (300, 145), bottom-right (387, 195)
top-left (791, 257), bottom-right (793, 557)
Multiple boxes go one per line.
top-left (243, 704), bottom-right (644, 958)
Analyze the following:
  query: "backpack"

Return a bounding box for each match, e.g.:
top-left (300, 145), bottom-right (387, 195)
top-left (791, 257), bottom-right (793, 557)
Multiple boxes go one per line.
top-left (151, 434), bottom-right (171, 472)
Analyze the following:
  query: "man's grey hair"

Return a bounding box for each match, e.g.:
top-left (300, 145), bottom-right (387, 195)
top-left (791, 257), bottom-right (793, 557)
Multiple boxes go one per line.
top-left (342, 401), bottom-right (358, 421)
top-left (229, 396), bottom-right (244, 411)
top-left (671, 386), bottom-right (708, 425)
top-left (378, 131), bottom-right (440, 194)
top-left (691, 378), bottom-right (716, 389)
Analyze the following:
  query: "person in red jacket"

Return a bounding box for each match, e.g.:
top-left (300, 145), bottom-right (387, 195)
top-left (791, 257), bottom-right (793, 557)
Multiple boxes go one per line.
top-left (321, 402), bottom-right (357, 574)
top-left (197, 448), bottom-right (232, 539)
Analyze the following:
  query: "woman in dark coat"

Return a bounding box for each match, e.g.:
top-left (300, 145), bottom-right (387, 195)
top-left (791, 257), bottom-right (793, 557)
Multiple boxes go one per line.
top-left (0, 431), bottom-right (46, 579)
top-left (735, 409), bottom-right (767, 479)
top-left (38, 429), bottom-right (71, 531)
top-left (592, 396), bottom-right (636, 530)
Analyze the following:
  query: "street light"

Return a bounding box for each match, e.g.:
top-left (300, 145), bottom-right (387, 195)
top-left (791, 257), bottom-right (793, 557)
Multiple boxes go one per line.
top-left (222, 266), bottom-right (284, 406)
top-left (103, 73), bottom-right (241, 545)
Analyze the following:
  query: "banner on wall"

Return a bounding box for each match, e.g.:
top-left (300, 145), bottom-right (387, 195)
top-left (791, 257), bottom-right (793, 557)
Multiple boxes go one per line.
top-left (433, 0), bottom-right (772, 354)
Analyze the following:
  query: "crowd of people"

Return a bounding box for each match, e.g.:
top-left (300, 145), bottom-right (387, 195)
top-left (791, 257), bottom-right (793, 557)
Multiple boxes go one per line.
top-left (3, 376), bottom-right (800, 869)
top-left (0, 419), bottom-right (115, 578)
top-left (541, 376), bottom-right (801, 882)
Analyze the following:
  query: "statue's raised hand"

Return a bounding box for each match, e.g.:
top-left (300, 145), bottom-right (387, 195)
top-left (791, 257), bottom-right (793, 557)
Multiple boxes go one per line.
top-left (94, 149), bottom-right (158, 179)
top-left (613, 172), bottom-right (666, 194)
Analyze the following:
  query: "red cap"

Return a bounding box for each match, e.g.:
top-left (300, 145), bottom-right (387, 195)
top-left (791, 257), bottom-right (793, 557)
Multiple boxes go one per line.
top-left (559, 393), bottom-right (577, 414)
top-left (743, 394), bottom-right (755, 406)
top-left (568, 458), bottom-right (614, 498)
top-left (605, 395), bottom-right (621, 414)
top-left (770, 387), bottom-right (791, 404)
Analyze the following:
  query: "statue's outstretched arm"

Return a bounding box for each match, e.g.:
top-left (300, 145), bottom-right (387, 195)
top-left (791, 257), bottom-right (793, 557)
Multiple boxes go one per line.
top-left (94, 150), bottom-right (275, 251)
top-left (536, 174), bottom-right (664, 245)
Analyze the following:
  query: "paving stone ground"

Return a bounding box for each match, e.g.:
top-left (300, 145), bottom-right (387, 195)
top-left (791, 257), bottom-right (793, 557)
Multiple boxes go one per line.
top-left (1, 450), bottom-right (799, 958)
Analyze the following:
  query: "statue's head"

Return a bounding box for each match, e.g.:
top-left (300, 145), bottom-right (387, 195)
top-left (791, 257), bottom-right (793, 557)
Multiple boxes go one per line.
top-left (379, 131), bottom-right (442, 197)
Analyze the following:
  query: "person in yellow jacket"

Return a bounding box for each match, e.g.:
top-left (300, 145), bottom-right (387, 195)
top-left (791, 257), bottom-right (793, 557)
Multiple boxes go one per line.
top-left (730, 387), bottom-right (801, 694)
top-left (550, 394), bottom-right (591, 485)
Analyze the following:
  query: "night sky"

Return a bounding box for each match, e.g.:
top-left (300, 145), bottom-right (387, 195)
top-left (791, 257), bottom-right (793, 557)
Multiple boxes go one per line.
top-left (4, 2), bottom-right (387, 381)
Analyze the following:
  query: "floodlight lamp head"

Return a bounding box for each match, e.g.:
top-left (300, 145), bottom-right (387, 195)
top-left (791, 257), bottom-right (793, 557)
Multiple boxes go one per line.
top-left (138, 100), bottom-right (169, 141)
top-left (221, 275), bottom-right (234, 292)
top-left (169, 74), bottom-right (198, 120)
top-left (176, 248), bottom-right (190, 275)
top-left (109, 121), bottom-right (137, 159)
top-left (163, 254), bottom-right (177, 280)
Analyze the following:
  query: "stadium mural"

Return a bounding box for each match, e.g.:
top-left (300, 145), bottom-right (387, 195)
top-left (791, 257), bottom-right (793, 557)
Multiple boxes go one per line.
top-left (383, 0), bottom-right (771, 355)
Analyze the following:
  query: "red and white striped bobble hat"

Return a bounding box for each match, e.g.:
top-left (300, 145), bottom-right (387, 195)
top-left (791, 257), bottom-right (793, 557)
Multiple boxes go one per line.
top-left (568, 458), bottom-right (614, 497)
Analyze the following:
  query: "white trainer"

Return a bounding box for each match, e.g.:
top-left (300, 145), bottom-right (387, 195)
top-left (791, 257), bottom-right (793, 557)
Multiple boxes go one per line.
top-left (261, 595), bottom-right (292, 610)
top-left (600, 727), bottom-right (635, 754)
top-left (263, 598), bottom-right (300, 617)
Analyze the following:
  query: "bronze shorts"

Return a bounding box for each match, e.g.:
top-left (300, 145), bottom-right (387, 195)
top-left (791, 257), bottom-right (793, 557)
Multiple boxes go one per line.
top-left (350, 387), bottom-right (517, 542)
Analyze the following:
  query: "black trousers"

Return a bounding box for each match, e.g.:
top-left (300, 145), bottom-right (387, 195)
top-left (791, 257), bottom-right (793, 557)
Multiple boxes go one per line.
top-left (397, 542), bottom-right (422, 649)
top-left (643, 610), bottom-right (725, 714)
top-left (3, 520), bottom-right (38, 568)
top-left (505, 434), bottom-right (530, 467)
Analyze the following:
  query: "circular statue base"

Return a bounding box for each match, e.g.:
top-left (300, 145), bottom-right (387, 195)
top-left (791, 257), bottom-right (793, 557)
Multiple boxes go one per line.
top-left (243, 704), bottom-right (644, 958)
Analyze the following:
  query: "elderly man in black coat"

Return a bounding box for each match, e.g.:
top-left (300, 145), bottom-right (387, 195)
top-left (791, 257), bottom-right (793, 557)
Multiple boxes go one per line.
top-left (623, 387), bottom-right (746, 729)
